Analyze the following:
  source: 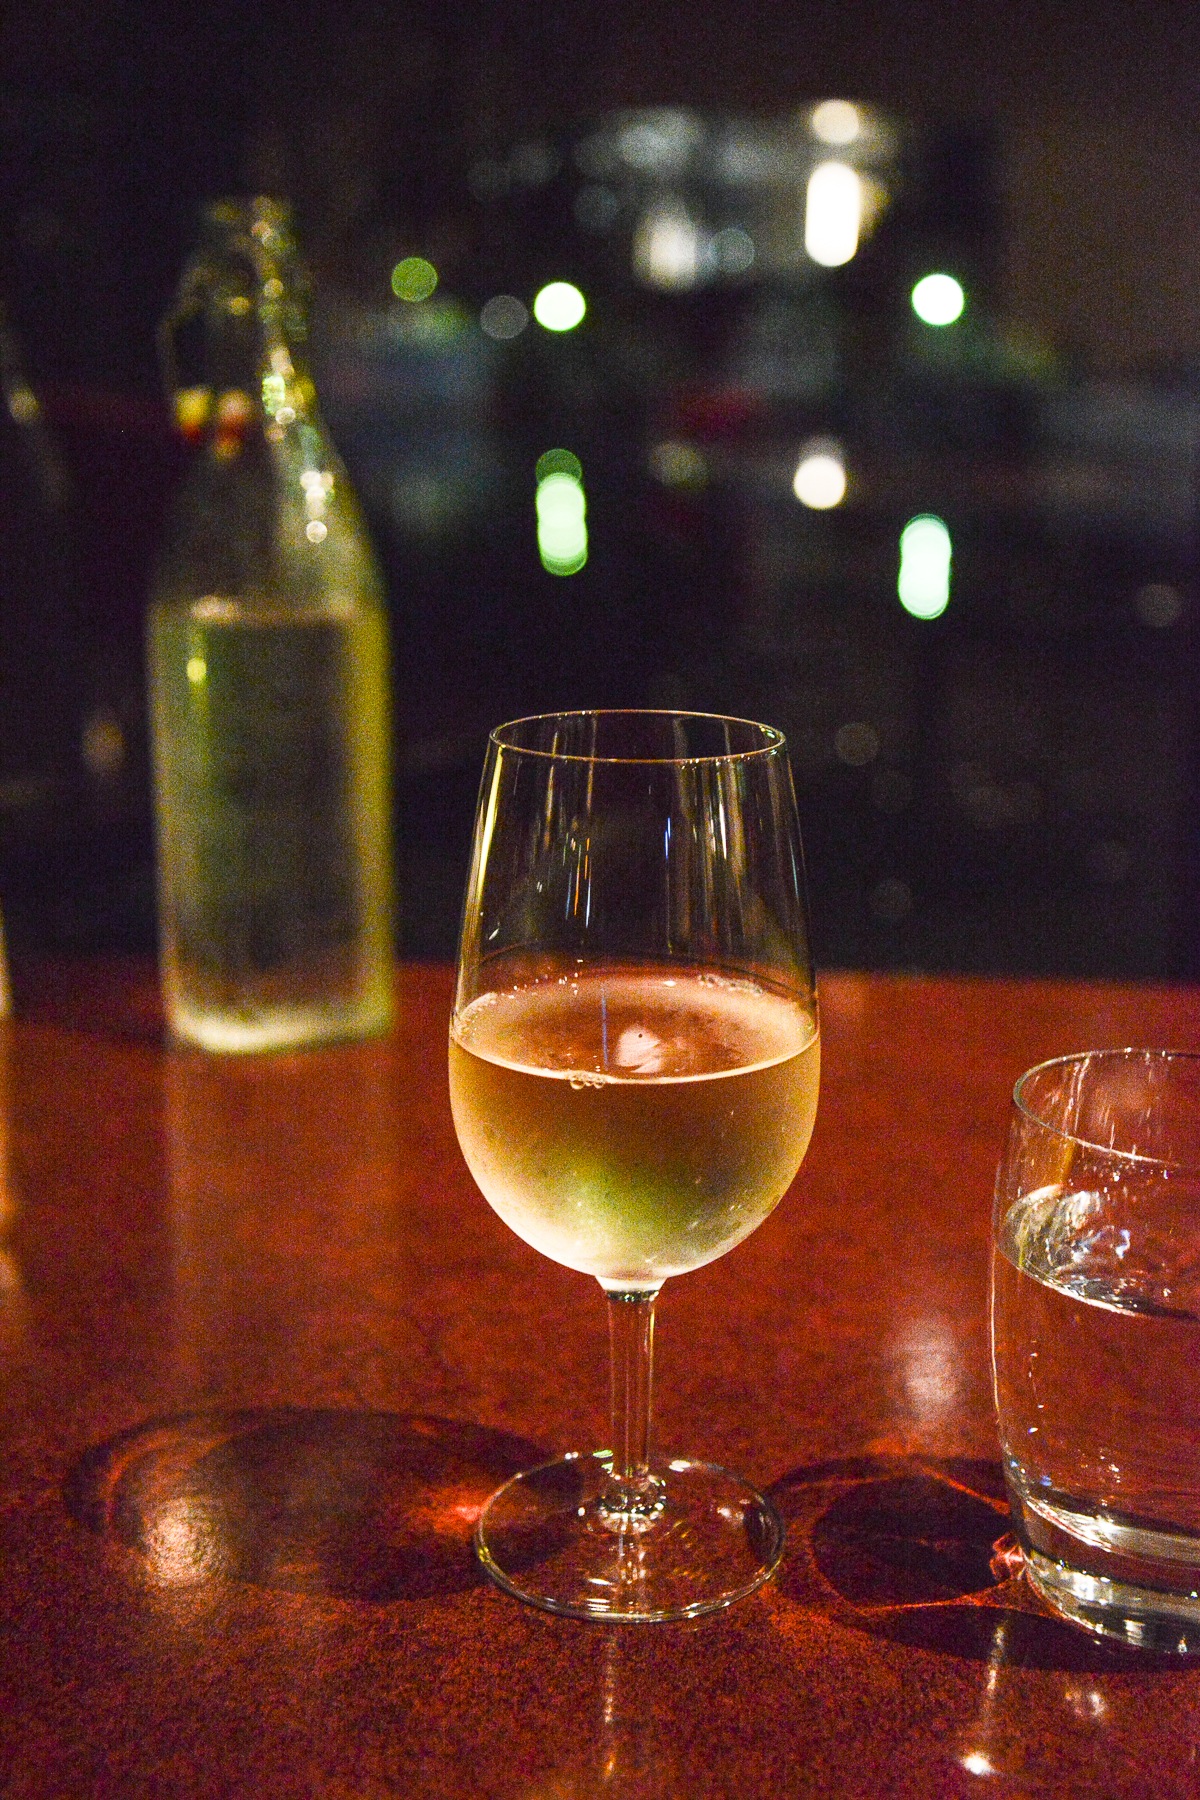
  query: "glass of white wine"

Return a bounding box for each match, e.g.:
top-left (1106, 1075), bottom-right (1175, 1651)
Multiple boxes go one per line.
top-left (449, 711), bottom-right (819, 1620)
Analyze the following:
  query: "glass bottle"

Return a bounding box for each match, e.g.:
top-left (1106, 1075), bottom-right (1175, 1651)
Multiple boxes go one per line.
top-left (148, 198), bottom-right (393, 1051)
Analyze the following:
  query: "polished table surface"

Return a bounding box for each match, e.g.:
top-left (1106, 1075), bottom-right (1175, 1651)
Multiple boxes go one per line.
top-left (2, 961), bottom-right (1200, 1797)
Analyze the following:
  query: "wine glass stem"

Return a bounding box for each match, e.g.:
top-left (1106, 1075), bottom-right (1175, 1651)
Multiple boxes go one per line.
top-left (602, 1286), bottom-right (663, 1520)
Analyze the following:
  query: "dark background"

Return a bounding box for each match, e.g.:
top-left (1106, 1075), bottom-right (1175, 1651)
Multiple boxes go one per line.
top-left (2, 0), bottom-right (1198, 975)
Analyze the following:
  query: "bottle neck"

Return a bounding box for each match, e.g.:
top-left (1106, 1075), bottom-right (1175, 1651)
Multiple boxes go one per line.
top-left (256, 308), bottom-right (314, 430)
top-left (192, 272), bottom-right (317, 459)
top-left (165, 202), bottom-right (314, 443)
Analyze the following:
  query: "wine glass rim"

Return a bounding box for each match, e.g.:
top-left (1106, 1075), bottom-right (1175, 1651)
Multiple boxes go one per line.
top-left (1013, 1046), bottom-right (1200, 1169)
top-left (488, 709), bottom-right (787, 764)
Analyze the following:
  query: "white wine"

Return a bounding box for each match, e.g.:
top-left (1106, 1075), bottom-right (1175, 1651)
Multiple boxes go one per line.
top-left (449, 967), bottom-right (819, 1286)
top-left (149, 596), bottom-right (393, 1051)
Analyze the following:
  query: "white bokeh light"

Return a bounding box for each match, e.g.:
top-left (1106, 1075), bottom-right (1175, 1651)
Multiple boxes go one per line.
top-left (804, 162), bottom-right (862, 267)
top-left (810, 100), bottom-right (862, 146)
top-left (793, 439), bottom-right (847, 509)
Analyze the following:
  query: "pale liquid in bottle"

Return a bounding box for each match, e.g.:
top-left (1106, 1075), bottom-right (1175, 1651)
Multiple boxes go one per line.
top-left (150, 595), bottom-right (392, 1051)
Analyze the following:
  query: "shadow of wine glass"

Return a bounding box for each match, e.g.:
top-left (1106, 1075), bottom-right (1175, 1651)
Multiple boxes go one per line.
top-left (66, 1407), bottom-right (547, 1602)
top-left (768, 1452), bottom-right (1176, 1672)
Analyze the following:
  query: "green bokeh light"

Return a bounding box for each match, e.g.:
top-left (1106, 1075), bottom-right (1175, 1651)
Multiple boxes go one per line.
top-left (898, 515), bottom-right (952, 619)
top-left (391, 256), bottom-right (439, 302)
top-left (537, 470), bottom-right (588, 575)
top-left (533, 281), bottom-right (587, 331)
top-left (911, 273), bottom-right (965, 327)
top-left (536, 448), bottom-right (583, 483)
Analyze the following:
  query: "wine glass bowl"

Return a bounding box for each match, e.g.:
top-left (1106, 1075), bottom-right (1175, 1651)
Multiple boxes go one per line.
top-left (449, 711), bottom-right (818, 1620)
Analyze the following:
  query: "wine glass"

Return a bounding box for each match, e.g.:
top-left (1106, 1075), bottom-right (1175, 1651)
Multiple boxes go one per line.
top-left (449, 711), bottom-right (819, 1620)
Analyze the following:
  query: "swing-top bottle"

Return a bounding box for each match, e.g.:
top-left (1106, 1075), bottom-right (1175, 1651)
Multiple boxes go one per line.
top-left (148, 198), bottom-right (393, 1050)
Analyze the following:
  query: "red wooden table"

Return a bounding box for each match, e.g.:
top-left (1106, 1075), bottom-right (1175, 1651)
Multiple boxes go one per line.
top-left (2, 961), bottom-right (1199, 1796)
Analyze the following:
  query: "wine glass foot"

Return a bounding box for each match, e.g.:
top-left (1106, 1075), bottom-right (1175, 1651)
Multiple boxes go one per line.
top-left (474, 1450), bottom-right (784, 1622)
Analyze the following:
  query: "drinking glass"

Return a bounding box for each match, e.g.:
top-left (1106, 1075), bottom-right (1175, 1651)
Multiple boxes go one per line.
top-left (449, 711), bottom-right (819, 1620)
top-left (992, 1049), bottom-right (1200, 1652)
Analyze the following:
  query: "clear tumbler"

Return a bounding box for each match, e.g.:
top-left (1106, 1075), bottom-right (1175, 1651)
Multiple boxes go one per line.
top-left (992, 1049), bottom-right (1200, 1653)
